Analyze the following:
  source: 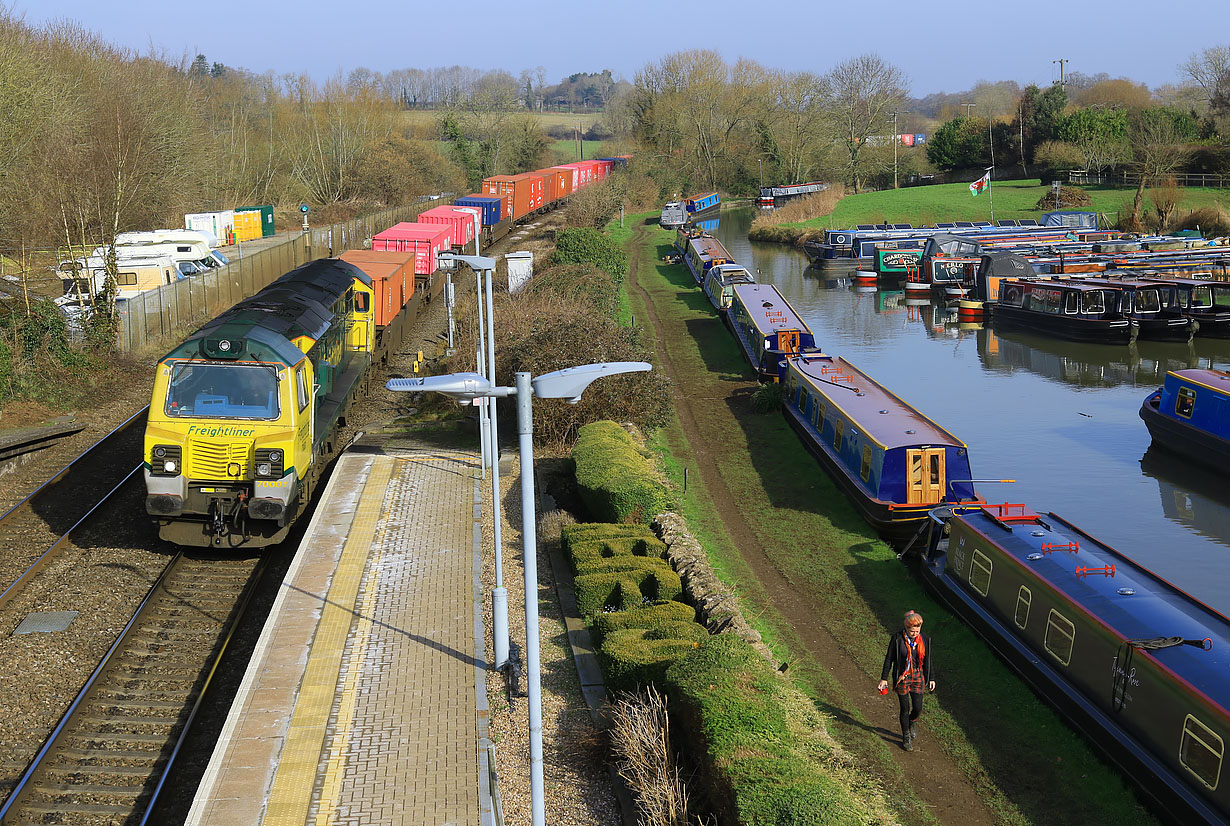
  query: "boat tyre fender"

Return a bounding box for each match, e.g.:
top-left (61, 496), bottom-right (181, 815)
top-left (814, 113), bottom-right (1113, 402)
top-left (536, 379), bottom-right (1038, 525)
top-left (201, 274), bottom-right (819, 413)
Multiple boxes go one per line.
top-left (1129, 319), bottom-right (1139, 342)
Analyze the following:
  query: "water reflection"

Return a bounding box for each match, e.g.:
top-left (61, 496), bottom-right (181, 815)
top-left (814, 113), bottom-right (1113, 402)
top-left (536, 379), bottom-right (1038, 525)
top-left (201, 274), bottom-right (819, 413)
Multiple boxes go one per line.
top-left (1140, 446), bottom-right (1230, 549)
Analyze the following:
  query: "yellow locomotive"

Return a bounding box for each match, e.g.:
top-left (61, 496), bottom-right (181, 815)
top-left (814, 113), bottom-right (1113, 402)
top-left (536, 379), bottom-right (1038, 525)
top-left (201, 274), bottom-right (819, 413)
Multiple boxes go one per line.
top-left (143, 259), bottom-right (374, 547)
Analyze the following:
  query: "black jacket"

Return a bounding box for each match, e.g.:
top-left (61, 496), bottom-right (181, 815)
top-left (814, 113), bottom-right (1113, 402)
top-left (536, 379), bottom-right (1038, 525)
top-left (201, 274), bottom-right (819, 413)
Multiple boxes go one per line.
top-left (880, 630), bottom-right (933, 685)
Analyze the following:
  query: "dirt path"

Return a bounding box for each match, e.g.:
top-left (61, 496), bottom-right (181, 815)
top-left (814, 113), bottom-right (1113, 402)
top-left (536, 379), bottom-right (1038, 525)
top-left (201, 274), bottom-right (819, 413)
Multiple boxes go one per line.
top-left (627, 224), bottom-right (996, 826)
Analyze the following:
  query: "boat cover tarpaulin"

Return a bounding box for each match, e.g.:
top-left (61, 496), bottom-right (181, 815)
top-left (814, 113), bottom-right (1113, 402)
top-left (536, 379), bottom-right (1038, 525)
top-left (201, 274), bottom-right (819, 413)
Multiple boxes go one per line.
top-left (922, 233), bottom-right (984, 258)
top-left (978, 251), bottom-right (1033, 279)
top-left (1041, 211), bottom-right (1098, 230)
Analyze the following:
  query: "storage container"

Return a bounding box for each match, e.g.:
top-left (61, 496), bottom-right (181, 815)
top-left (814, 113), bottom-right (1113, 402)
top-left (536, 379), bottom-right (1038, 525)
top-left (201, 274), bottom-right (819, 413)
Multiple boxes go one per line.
top-left (337, 249), bottom-right (415, 327)
top-left (232, 210), bottom-right (263, 242)
top-left (185, 211), bottom-right (236, 245)
top-left (418, 205), bottom-right (475, 248)
top-left (370, 222), bottom-right (452, 275)
top-left (454, 195), bottom-right (502, 227)
top-left (236, 205), bottom-right (276, 237)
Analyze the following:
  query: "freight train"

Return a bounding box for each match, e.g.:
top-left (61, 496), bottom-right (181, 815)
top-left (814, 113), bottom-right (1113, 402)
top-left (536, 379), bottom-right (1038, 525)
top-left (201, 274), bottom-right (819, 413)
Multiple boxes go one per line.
top-left (143, 156), bottom-right (630, 548)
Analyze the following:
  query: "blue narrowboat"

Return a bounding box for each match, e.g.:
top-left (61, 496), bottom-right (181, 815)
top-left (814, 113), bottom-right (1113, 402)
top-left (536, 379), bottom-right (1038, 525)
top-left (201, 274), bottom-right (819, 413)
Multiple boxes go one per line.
top-left (727, 283), bottom-right (817, 381)
top-left (994, 279), bottom-right (1137, 344)
top-left (781, 353), bottom-right (977, 539)
top-left (684, 192), bottom-right (720, 216)
top-left (1141, 368), bottom-right (1230, 472)
top-left (683, 235), bottom-right (733, 286)
top-left (918, 502), bottom-right (1230, 826)
top-left (702, 263), bottom-right (755, 313)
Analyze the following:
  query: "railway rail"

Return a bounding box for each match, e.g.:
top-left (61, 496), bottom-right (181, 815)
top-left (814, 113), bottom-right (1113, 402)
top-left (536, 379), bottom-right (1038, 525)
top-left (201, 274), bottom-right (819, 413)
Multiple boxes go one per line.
top-left (0, 552), bottom-right (265, 824)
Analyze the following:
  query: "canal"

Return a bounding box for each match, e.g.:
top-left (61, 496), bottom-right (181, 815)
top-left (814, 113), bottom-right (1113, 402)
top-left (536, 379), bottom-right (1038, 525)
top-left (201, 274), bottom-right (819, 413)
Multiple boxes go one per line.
top-left (711, 207), bottom-right (1230, 612)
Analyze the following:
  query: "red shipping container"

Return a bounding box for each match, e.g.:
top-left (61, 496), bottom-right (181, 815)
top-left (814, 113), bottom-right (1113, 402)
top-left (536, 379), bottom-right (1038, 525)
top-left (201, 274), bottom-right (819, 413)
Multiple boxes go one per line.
top-left (370, 222), bottom-right (452, 275)
top-left (448, 204), bottom-right (483, 233)
top-left (482, 176), bottom-right (515, 223)
top-left (542, 167), bottom-right (572, 200)
top-left (419, 205), bottom-right (475, 248)
top-left (338, 249), bottom-right (414, 327)
top-left (550, 165), bottom-right (579, 195)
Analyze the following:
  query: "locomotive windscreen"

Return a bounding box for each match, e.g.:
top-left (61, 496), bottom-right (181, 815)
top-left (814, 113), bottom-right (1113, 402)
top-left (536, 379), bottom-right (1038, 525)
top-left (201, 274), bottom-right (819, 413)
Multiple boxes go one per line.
top-left (165, 363), bottom-right (280, 420)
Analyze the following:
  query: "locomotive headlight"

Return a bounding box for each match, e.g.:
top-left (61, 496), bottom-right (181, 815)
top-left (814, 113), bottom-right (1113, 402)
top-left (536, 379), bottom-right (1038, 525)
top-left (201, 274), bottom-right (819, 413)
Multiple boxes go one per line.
top-left (154, 446), bottom-right (167, 458)
top-left (256, 461), bottom-right (272, 477)
top-left (163, 459), bottom-right (177, 473)
top-left (269, 450), bottom-right (282, 463)
top-left (151, 445), bottom-right (181, 476)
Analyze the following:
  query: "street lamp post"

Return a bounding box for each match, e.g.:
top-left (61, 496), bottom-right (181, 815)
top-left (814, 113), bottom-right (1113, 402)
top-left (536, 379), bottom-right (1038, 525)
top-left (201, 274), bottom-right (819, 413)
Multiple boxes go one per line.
top-left (889, 111), bottom-right (899, 190)
top-left (386, 361), bottom-right (652, 826)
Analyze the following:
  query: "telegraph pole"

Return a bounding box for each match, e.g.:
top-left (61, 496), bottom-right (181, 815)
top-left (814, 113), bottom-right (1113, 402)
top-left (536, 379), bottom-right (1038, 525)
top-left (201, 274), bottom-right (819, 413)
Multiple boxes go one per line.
top-left (961, 103), bottom-right (976, 119)
top-left (890, 112), bottom-right (899, 189)
top-left (1053, 58), bottom-right (1068, 90)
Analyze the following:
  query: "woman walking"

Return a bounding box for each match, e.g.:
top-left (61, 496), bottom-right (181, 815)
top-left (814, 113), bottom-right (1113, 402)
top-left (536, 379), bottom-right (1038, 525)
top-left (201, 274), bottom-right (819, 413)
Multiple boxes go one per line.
top-left (878, 610), bottom-right (935, 751)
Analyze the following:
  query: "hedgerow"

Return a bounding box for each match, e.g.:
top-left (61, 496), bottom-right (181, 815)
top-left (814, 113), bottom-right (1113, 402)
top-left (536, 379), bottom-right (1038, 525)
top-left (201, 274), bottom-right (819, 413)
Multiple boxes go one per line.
top-left (572, 421), bottom-right (670, 524)
top-left (551, 226), bottom-right (628, 283)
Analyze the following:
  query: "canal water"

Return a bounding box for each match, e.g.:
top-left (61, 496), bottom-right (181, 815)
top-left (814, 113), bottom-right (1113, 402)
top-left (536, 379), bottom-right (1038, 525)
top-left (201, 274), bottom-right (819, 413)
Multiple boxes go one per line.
top-left (710, 207), bottom-right (1230, 612)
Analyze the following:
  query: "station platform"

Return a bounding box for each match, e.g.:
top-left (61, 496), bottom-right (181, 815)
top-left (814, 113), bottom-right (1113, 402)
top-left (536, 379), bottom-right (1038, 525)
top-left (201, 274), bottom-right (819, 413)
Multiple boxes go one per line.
top-left (186, 434), bottom-right (492, 826)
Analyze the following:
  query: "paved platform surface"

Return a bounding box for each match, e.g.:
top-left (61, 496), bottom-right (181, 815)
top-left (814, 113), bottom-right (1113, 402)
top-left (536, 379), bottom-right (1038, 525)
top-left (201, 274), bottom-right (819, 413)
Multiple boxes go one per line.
top-left (187, 436), bottom-right (490, 825)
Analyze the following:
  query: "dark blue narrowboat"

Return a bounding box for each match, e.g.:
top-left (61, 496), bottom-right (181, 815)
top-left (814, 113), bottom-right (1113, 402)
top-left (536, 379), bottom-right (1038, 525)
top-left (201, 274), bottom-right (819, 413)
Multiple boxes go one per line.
top-left (684, 192), bottom-right (720, 216)
top-left (1154, 278), bottom-right (1230, 338)
top-left (781, 353), bottom-right (978, 539)
top-left (1076, 278), bottom-right (1197, 341)
top-left (727, 283), bottom-right (817, 381)
top-left (994, 279), bottom-right (1137, 344)
top-left (683, 235), bottom-right (733, 286)
top-left (1141, 368), bottom-right (1230, 472)
top-left (702, 262), bottom-right (755, 313)
top-left (918, 502), bottom-right (1230, 826)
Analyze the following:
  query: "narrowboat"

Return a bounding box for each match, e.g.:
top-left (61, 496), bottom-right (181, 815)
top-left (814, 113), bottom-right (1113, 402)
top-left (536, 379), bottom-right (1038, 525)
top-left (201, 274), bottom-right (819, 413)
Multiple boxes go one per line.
top-left (659, 201), bottom-right (687, 230)
top-left (874, 248), bottom-right (922, 281)
top-left (781, 353), bottom-right (978, 540)
top-left (674, 225), bottom-right (709, 256)
top-left (994, 279), bottom-right (1136, 344)
top-left (727, 283), bottom-right (818, 381)
top-left (702, 263), bottom-right (755, 313)
top-left (1155, 278), bottom-right (1230, 338)
top-left (1076, 278), bottom-right (1196, 342)
top-left (918, 502), bottom-right (1230, 826)
top-left (1140, 368), bottom-right (1230, 472)
top-left (683, 234), bottom-right (733, 286)
top-left (684, 192), bottom-right (721, 217)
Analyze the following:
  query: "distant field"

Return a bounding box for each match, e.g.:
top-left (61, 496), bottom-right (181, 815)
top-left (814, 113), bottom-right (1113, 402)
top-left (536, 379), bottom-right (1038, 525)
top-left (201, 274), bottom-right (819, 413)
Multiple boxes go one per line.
top-left (783, 180), bottom-right (1230, 229)
top-left (400, 109), bottom-right (601, 131)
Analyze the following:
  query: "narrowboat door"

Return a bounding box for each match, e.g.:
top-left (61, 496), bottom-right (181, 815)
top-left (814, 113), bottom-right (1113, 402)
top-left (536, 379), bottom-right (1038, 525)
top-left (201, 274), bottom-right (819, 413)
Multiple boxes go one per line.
top-left (907, 448), bottom-right (946, 504)
top-left (778, 330), bottom-right (800, 354)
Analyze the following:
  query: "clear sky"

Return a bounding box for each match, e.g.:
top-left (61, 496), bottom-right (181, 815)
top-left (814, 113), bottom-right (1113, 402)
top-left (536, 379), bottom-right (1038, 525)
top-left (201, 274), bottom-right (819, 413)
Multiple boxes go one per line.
top-left (18, 0), bottom-right (1226, 96)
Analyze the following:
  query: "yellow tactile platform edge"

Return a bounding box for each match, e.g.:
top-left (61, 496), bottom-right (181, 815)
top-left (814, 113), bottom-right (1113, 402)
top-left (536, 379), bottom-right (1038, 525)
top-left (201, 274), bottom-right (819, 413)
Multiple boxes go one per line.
top-left (262, 455), bottom-right (395, 826)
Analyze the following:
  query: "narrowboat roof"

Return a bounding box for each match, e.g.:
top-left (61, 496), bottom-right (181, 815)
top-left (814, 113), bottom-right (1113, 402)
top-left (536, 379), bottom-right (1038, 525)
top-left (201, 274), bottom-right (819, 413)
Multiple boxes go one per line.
top-left (955, 504), bottom-right (1230, 711)
top-left (789, 354), bottom-right (964, 450)
top-left (686, 192), bottom-right (718, 201)
top-left (688, 236), bottom-right (731, 260)
top-left (1007, 278), bottom-right (1109, 293)
top-left (710, 263), bottom-right (753, 282)
top-left (1166, 368), bottom-right (1230, 397)
top-left (731, 283), bottom-right (812, 335)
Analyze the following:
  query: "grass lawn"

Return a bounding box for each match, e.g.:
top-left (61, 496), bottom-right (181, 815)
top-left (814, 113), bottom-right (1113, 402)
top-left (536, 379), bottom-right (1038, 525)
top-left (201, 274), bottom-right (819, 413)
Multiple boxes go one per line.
top-left (614, 213), bottom-right (1161, 826)
top-left (780, 180), bottom-right (1230, 231)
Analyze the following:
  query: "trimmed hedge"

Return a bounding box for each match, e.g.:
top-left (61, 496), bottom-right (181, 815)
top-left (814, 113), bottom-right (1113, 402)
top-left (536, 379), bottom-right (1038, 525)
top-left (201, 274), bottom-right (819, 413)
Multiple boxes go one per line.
top-left (599, 628), bottom-right (703, 692)
top-left (572, 421), bottom-right (670, 525)
top-left (666, 635), bottom-right (868, 826)
top-left (552, 226), bottom-right (628, 283)
top-left (567, 536), bottom-right (669, 576)
top-left (591, 600), bottom-right (697, 643)
top-left (574, 564), bottom-right (683, 617)
top-left (561, 522), bottom-right (658, 549)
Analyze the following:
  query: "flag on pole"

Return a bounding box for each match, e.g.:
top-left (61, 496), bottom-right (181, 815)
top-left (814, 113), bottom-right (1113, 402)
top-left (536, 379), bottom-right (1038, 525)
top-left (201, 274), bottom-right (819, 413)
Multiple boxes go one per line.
top-left (969, 170), bottom-right (990, 197)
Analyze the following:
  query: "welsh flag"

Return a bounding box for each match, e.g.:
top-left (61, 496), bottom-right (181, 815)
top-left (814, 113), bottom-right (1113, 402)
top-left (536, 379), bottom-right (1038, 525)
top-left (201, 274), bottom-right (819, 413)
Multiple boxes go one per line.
top-left (969, 171), bottom-right (990, 197)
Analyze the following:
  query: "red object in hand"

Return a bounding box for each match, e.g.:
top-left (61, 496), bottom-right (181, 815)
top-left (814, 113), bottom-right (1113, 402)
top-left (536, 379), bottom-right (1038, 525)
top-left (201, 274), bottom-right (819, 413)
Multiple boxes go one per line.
top-left (878, 686), bottom-right (888, 695)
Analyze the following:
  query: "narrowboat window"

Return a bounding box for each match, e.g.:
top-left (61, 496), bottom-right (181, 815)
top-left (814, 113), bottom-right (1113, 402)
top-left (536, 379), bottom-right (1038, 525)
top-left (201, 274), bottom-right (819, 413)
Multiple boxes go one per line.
top-left (1193, 286), bottom-right (1213, 309)
top-left (1063, 292), bottom-right (1078, 314)
top-left (1180, 715), bottom-right (1223, 790)
top-left (297, 366), bottom-right (310, 412)
top-left (1138, 289), bottom-right (1160, 312)
top-left (1044, 610), bottom-right (1075, 666)
top-left (833, 419), bottom-right (844, 451)
top-left (1177, 289), bottom-right (1191, 310)
top-left (1082, 291), bottom-right (1105, 314)
top-left (1215, 287), bottom-right (1230, 308)
top-left (1176, 387), bottom-right (1196, 419)
top-left (1014, 586), bottom-right (1031, 628)
top-left (929, 453), bottom-right (941, 486)
top-left (860, 445), bottom-right (872, 481)
top-left (1001, 285), bottom-right (1025, 307)
top-left (969, 549), bottom-right (992, 596)
top-left (814, 400), bottom-right (826, 430)
top-left (1119, 292), bottom-right (1132, 314)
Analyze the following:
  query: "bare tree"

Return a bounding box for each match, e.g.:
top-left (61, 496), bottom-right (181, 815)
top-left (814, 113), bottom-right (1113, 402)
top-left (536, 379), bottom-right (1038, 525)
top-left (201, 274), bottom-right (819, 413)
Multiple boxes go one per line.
top-left (826, 54), bottom-right (908, 192)
top-left (768, 70), bottom-right (831, 184)
top-left (1128, 111), bottom-right (1192, 227)
top-left (1181, 45), bottom-right (1230, 106)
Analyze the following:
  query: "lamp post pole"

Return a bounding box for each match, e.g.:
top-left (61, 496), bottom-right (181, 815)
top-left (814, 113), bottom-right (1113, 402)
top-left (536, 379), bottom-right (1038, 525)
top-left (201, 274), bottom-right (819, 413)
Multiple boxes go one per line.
top-left (485, 265), bottom-right (507, 668)
top-left (890, 111), bottom-right (899, 189)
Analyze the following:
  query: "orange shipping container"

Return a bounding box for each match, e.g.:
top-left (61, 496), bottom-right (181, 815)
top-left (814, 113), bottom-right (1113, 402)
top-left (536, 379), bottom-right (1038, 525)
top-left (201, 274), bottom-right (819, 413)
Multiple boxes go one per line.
top-left (483, 173), bottom-right (544, 222)
top-left (482, 176), bottom-right (515, 223)
top-left (550, 165), bottom-right (579, 195)
top-left (542, 167), bottom-right (572, 200)
top-left (338, 249), bottom-right (414, 327)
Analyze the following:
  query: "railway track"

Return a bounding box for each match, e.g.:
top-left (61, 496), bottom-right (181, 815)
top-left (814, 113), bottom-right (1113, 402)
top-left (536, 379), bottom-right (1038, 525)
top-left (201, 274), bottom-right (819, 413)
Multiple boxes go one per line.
top-left (0, 552), bottom-right (265, 824)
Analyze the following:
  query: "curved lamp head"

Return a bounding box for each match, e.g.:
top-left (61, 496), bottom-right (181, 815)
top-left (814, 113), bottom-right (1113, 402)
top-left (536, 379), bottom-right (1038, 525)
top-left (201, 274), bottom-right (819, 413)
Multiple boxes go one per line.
top-left (532, 361), bottom-right (652, 404)
top-left (387, 372), bottom-right (512, 401)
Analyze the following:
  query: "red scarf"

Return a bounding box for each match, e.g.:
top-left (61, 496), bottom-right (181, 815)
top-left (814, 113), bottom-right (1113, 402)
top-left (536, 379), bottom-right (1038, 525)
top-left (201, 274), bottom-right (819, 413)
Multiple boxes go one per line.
top-left (899, 632), bottom-right (925, 684)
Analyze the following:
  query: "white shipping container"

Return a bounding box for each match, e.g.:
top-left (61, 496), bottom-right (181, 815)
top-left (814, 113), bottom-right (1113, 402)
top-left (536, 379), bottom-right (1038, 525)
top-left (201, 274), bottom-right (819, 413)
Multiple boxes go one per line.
top-left (185, 210), bottom-right (236, 245)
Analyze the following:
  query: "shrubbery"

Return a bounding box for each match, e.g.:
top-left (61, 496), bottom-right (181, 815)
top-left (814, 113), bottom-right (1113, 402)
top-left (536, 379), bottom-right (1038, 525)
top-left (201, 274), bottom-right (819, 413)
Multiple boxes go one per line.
top-left (572, 421), bottom-right (671, 524)
top-left (552, 226), bottom-right (628, 282)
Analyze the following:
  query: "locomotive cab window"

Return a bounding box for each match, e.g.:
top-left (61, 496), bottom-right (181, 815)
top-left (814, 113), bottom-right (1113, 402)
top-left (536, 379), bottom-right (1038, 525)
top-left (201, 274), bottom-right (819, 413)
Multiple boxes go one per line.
top-left (1181, 715), bottom-right (1223, 790)
top-left (355, 292), bottom-right (370, 313)
top-left (297, 366), bottom-right (310, 413)
top-left (1044, 610), bottom-right (1075, 666)
top-left (165, 363), bottom-right (279, 420)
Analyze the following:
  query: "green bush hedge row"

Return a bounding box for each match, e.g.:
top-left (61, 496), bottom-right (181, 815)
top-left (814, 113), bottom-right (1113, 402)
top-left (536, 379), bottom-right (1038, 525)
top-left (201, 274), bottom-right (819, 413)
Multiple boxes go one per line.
top-left (573, 566), bottom-right (683, 617)
top-left (567, 536), bottom-right (668, 576)
top-left (571, 421), bottom-right (670, 525)
top-left (599, 628), bottom-right (704, 692)
top-left (590, 600), bottom-right (697, 644)
top-left (666, 635), bottom-right (868, 826)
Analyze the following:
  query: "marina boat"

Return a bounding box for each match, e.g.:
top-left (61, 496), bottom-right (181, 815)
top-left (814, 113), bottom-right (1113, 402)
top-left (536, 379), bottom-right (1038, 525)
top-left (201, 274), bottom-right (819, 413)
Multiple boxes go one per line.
top-left (1075, 278), bottom-right (1197, 342)
top-left (674, 225), bottom-right (709, 256)
top-left (659, 201), bottom-right (687, 230)
top-left (702, 263), bottom-right (755, 312)
top-left (682, 234), bottom-right (733, 286)
top-left (1140, 368), bottom-right (1230, 472)
top-left (1154, 278), bottom-right (1230, 338)
top-left (994, 279), bottom-right (1136, 344)
top-left (727, 283), bottom-right (818, 381)
top-left (917, 502), bottom-right (1230, 826)
top-left (756, 181), bottom-right (826, 208)
top-left (780, 353), bottom-right (978, 540)
top-left (684, 191), bottom-right (721, 217)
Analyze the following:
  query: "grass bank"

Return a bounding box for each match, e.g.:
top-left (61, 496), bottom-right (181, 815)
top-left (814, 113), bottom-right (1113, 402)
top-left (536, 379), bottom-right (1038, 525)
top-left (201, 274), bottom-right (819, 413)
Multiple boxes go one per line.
top-left (613, 216), bottom-right (1159, 826)
top-left (751, 180), bottom-right (1230, 244)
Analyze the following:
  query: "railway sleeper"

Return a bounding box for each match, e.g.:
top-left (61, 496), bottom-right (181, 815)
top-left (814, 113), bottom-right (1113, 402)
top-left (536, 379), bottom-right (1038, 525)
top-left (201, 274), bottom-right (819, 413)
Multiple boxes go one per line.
top-left (81, 716), bottom-right (180, 730)
top-left (19, 800), bottom-right (134, 815)
top-left (68, 731), bottom-right (168, 745)
top-left (46, 764), bottom-right (153, 779)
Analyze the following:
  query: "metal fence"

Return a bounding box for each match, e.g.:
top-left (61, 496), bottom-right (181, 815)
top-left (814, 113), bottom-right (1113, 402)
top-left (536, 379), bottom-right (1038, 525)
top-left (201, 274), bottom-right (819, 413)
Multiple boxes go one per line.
top-left (115, 201), bottom-right (439, 352)
top-left (1067, 170), bottom-right (1230, 189)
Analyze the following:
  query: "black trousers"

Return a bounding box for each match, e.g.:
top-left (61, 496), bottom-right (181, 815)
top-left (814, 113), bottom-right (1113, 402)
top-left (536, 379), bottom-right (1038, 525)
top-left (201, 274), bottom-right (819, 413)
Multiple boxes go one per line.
top-left (898, 691), bottom-right (923, 733)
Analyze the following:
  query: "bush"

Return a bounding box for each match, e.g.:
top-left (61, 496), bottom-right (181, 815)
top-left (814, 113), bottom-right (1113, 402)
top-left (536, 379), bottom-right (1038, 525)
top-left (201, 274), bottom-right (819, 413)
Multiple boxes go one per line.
top-left (1174, 206), bottom-right (1230, 237)
top-left (520, 263), bottom-right (619, 317)
top-left (749, 382), bottom-right (781, 413)
top-left (567, 535), bottom-right (668, 575)
top-left (666, 635), bottom-right (877, 826)
top-left (1033, 140), bottom-right (1084, 173)
top-left (562, 522), bottom-right (659, 547)
top-left (552, 226), bottom-right (628, 283)
top-left (599, 628), bottom-right (702, 692)
top-left (572, 421), bottom-right (671, 524)
top-left (574, 564), bottom-right (683, 617)
top-left (591, 600), bottom-right (697, 643)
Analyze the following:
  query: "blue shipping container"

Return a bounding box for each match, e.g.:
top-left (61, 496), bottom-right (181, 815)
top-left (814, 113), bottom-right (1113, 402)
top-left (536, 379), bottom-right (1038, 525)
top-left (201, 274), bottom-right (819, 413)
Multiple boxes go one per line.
top-left (913, 133), bottom-right (926, 145)
top-left (454, 195), bottom-right (503, 227)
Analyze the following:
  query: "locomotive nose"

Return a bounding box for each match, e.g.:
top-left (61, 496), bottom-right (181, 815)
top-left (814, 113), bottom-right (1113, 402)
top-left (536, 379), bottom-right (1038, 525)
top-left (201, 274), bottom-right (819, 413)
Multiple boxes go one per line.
top-left (146, 495), bottom-right (183, 516)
